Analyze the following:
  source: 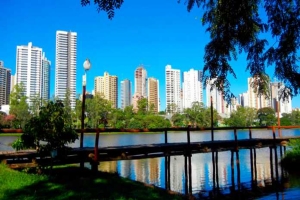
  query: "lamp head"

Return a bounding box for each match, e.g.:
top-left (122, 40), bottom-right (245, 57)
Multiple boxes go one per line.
top-left (83, 59), bottom-right (91, 71)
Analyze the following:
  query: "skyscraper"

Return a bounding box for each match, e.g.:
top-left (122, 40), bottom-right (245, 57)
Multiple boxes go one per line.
top-left (147, 77), bottom-right (159, 113)
top-left (134, 66), bottom-right (147, 98)
top-left (247, 77), bottom-right (270, 109)
top-left (120, 79), bottom-right (132, 109)
top-left (41, 53), bottom-right (50, 103)
top-left (55, 31), bottom-right (77, 108)
top-left (94, 72), bottom-right (118, 108)
top-left (16, 42), bottom-right (43, 103)
top-left (206, 78), bottom-right (227, 115)
top-left (182, 69), bottom-right (203, 109)
top-left (0, 61), bottom-right (11, 106)
top-left (270, 82), bottom-right (292, 116)
top-left (165, 65), bottom-right (181, 113)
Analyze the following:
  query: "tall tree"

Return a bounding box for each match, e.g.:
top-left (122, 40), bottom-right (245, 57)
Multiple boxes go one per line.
top-left (257, 107), bottom-right (276, 126)
top-left (81, 0), bottom-right (300, 102)
top-left (225, 107), bottom-right (257, 127)
top-left (9, 83), bottom-right (30, 128)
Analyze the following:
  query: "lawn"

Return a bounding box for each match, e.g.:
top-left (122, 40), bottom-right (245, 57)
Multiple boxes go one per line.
top-left (0, 164), bottom-right (186, 200)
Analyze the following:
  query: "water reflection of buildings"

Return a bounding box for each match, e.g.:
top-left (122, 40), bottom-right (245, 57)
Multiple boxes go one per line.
top-left (99, 158), bottom-right (161, 186)
top-left (97, 147), bottom-right (281, 195)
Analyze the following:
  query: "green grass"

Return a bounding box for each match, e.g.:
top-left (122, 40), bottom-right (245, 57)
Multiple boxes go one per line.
top-left (0, 164), bottom-right (186, 200)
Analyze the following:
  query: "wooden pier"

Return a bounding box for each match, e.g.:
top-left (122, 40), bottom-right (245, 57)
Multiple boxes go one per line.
top-left (0, 126), bottom-right (299, 169)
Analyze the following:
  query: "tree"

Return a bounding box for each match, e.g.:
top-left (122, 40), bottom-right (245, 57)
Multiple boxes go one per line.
top-left (9, 83), bottom-right (30, 128)
top-left (137, 97), bottom-right (148, 115)
top-left (183, 101), bottom-right (218, 127)
top-left (225, 107), bottom-right (257, 127)
top-left (12, 101), bottom-right (78, 157)
top-left (82, 0), bottom-right (300, 102)
top-left (86, 93), bottom-right (112, 128)
top-left (257, 107), bottom-right (276, 126)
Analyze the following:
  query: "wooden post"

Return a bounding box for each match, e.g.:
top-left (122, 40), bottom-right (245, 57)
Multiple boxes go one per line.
top-left (92, 129), bottom-right (100, 172)
top-left (165, 155), bottom-right (168, 190)
top-left (254, 148), bottom-right (257, 186)
top-left (249, 128), bottom-right (252, 139)
top-left (187, 125), bottom-right (191, 145)
top-left (188, 154), bottom-right (192, 194)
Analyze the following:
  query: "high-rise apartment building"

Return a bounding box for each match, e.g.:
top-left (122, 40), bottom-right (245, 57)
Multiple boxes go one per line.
top-left (247, 77), bottom-right (270, 109)
top-left (55, 31), bottom-right (77, 109)
top-left (94, 72), bottom-right (118, 108)
top-left (206, 78), bottom-right (226, 115)
top-left (134, 66), bottom-right (147, 98)
top-left (16, 42), bottom-right (43, 103)
top-left (120, 79), bottom-right (132, 109)
top-left (147, 77), bottom-right (159, 113)
top-left (165, 65), bottom-right (181, 113)
top-left (270, 82), bottom-right (292, 116)
top-left (0, 61), bottom-right (11, 106)
top-left (41, 53), bottom-right (50, 103)
top-left (182, 69), bottom-right (203, 109)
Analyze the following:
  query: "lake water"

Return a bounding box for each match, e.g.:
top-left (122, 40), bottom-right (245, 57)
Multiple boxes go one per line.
top-left (1, 128), bottom-right (300, 199)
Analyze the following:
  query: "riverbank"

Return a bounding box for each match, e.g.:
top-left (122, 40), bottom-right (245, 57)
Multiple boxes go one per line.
top-left (0, 164), bottom-right (187, 200)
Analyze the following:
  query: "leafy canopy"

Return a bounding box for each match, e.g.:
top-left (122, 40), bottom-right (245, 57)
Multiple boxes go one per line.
top-left (81, 0), bottom-right (300, 102)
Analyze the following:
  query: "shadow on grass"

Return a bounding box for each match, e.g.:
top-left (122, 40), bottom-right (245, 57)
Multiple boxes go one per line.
top-left (2, 166), bottom-right (187, 200)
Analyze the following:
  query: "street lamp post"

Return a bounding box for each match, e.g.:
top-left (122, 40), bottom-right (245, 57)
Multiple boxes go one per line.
top-left (80, 59), bottom-right (91, 150)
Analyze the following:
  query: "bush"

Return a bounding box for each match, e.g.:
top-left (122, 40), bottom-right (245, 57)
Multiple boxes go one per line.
top-left (12, 101), bottom-right (78, 156)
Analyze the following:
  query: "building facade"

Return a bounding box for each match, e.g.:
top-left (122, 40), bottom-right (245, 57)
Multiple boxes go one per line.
top-left (270, 82), bottom-right (292, 116)
top-left (16, 42), bottom-right (43, 104)
top-left (0, 61), bottom-right (11, 107)
top-left (94, 72), bottom-right (118, 108)
top-left (55, 31), bottom-right (77, 108)
top-left (247, 77), bottom-right (270, 109)
top-left (165, 65), bottom-right (181, 113)
top-left (134, 66), bottom-right (147, 98)
top-left (41, 53), bottom-right (51, 103)
top-left (182, 69), bottom-right (203, 109)
top-left (147, 77), bottom-right (159, 113)
top-left (206, 78), bottom-right (226, 115)
top-left (120, 79), bottom-right (132, 109)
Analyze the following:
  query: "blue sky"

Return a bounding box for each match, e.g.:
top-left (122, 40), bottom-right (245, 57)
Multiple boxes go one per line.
top-left (1, 0), bottom-right (300, 110)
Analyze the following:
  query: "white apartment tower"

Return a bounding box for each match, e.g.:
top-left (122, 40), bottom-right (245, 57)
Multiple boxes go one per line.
top-left (55, 31), bottom-right (77, 109)
top-left (206, 78), bottom-right (226, 115)
top-left (270, 82), bottom-right (292, 116)
top-left (182, 69), bottom-right (203, 109)
top-left (16, 42), bottom-right (43, 103)
top-left (120, 79), bottom-right (132, 109)
top-left (165, 65), bottom-right (181, 113)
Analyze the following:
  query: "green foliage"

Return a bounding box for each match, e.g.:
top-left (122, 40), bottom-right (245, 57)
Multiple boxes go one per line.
top-left (257, 107), bottom-right (276, 126)
top-left (183, 102), bottom-right (218, 127)
top-left (281, 139), bottom-right (300, 171)
top-left (12, 101), bottom-right (78, 155)
top-left (137, 97), bottom-right (148, 115)
top-left (86, 93), bottom-right (112, 128)
top-left (224, 107), bottom-right (257, 127)
top-left (280, 110), bottom-right (300, 126)
top-left (0, 164), bottom-right (184, 200)
top-left (9, 83), bottom-right (30, 128)
top-left (171, 113), bottom-right (186, 127)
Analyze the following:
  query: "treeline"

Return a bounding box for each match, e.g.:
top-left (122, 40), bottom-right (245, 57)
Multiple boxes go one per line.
top-left (1, 84), bottom-right (300, 129)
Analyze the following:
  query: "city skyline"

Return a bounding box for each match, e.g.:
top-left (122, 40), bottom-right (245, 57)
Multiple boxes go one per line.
top-left (1, 0), bottom-right (300, 110)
